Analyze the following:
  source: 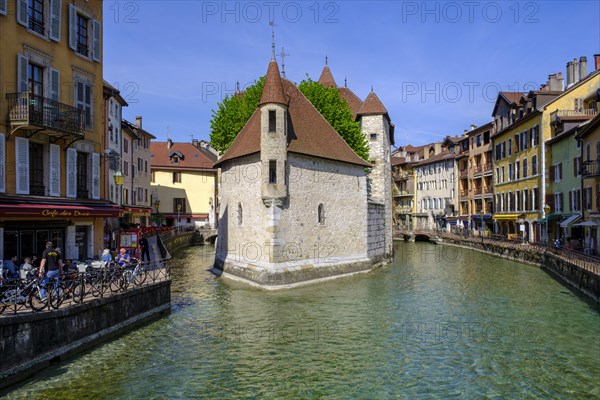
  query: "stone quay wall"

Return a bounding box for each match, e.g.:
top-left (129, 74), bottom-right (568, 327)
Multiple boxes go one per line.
top-left (367, 201), bottom-right (387, 263)
top-left (0, 281), bottom-right (171, 390)
top-left (441, 237), bottom-right (600, 303)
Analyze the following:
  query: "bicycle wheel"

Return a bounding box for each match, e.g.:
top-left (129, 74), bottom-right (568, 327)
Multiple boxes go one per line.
top-left (133, 267), bottom-right (146, 286)
top-left (29, 287), bottom-right (48, 311)
top-left (49, 285), bottom-right (63, 309)
top-left (71, 280), bottom-right (85, 303)
top-left (109, 271), bottom-right (124, 293)
top-left (120, 271), bottom-right (131, 290)
top-left (90, 273), bottom-right (105, 297)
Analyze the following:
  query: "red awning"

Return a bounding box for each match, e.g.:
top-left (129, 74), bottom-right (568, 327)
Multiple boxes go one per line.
top-left (0, 203), bottom-right (121, 218)
top-left (122, 206), bottom-right (153, 214)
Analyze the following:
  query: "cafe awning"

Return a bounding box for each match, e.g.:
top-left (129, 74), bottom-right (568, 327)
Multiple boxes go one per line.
top-left (492, 213), bottom-right (525, 221)
top-left (559, 214), bottom-right (581, 228)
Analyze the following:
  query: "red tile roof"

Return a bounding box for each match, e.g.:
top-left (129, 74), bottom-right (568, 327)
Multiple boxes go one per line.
top-left (215, 61), bottom-right (371, 168)
top-left (259, 60), bottom-right (288, 106)
top-left (357, 91), bottom-right (388, 117)
top-left (500, 91), bottom-right (524, 105)
top-left (151, 142), bottom-right (217, 171)
top-left (339, 87), bottom-right (363, 118)
top-left (318, 65), bottom-right (337, 88)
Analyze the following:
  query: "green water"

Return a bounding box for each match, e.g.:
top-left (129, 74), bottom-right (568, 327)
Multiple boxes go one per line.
top-left (4, 243), bottom-right (600, 399)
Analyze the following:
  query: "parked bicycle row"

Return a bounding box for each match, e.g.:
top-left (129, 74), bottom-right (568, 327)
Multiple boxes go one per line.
top-left (0, 257), bottom-right (171, 316)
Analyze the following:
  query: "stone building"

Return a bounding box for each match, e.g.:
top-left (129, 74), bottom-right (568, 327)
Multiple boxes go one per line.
top-left (214, 59), bottom-right (392, 288)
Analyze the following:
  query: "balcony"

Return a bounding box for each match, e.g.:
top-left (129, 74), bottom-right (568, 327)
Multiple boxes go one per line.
top-left (394, 190), bottom-right (414, 197)
top-left (460, 169), bottom-right (469, 178)
top-left (582, 160), bottom-right (599, 177)
top-left (392, 170), bottom-right (412, 180)
top-left (474, 187), bottom-right (482, 196)
top-left (6, 92), bottom-right (84, 138)
top-left (483, 162), bottom-right (493, 174)
top-left (552, 109), bottom-right (597, 120)
top-left (394, 205), bottom-right (413, 214)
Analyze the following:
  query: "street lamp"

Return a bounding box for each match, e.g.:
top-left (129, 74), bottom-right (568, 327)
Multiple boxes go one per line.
top-left (113, 170), bottom-right (124, 207)
top-left (177, 203), bottom-right (182, 225)
top-left (153, 198), bottom-right (160, 225)
top-left (543, 203), bottom-right (551, 245)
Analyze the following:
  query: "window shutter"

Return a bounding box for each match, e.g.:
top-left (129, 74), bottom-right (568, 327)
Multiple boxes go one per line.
top-left (582, 189), bottom-right (587, 211)
top-left (49, 67), bottom-right (60, 101)
top-left (0, 133), bottom-right (5, 193)
top-left (49, 144), bottom-right (60, 196)
top-left (69, 4), bottom-right (77, 51)
top-left (596, 184), bottom-right (600, 211)
top-left (15, 137), bottom-right (29, 194)
top-left (573, 158), bottom-right (578, 177)
top-left (17, 54), bottom-right (28, 93)
top-left (66, 148), bottom-right (77, 198)
top-left (545, 193), bottom-right (554, 211)
top-left (559, 163), bottom-right (563, 180)
top-left (49, 0), bottom-right (61, 41)
top-left (16, 0), bottom-right (27, 26)
top-left (569, 191), bottom-right (573, 211)
top-left (92, 19), bottom-right (101, 62)
top-left (559, 193), bottom-right (564, 213)
top-left (0, 0), bottom-right (7, 16)
top-left (92, 152), bottom-right (100, 199)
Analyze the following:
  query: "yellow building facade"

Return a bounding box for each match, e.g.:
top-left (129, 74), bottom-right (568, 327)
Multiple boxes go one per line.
top-left (0, 0), bottom-right (112, 261)
top-left (150, 140), bottom-right (218, 228)
top-left (492, 69), bottom-right (600, 242)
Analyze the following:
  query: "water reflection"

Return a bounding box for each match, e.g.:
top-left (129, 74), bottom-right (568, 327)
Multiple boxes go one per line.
top-left (4, 242), bottom-right (599, 399)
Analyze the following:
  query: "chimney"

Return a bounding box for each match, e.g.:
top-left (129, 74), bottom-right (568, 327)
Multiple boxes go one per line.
top-left (135, 116), bottom-right (142, 128)
top-left (595, 54), bottom-right (600, 71)
top-left (470, 124), bottom-right (477, 131)
top-left (192, 138), bottom-right (198, 148)
top-left (579, 56), bottom-right (588, 78)
top-left (557, 72), bottom-right (564, 91)
top-left (573, 58), bottom-right (580, 83)
top-left (548, 73), bottom-right (564, 91)
top-left (167, 138), bottom-right (173, 149)
top-left (423, 146), bottom-right (430, 160)
top-left (434, 142), bottom-right (442, 154)
top-left (566, 61), bottom-right (574, 87)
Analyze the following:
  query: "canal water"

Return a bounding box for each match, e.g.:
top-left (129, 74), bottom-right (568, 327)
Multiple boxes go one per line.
top-left (4, 242), bottom-right (600, 399)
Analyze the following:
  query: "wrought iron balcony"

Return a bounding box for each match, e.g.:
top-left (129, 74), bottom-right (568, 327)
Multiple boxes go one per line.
top-left (460, 169), bottom-right (469, 178)
top-left (394, 205), bottom-right (413, 214)
top-left (6, 92), bottom-right (84, 137)
top-left (581, 160), bottom-right (599, 177)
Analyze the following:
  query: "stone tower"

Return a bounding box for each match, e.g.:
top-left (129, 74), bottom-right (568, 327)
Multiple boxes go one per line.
top-left (357, 91), bottom-right (394, 258)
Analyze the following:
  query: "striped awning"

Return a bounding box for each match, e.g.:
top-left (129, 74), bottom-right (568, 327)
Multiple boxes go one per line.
top-left (559, 214), bottom-right (581, 228)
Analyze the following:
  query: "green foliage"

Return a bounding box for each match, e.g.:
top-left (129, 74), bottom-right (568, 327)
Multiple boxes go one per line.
top-left (209, 77), bottom-right (265, 154)
top-left (209, 75), bottom-right (369, 160)
top-left (298, 78), bottom-right (369, 160)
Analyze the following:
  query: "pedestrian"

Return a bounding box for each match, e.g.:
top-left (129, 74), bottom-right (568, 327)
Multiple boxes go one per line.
top-left (115, 248), bottom-right (131, 267)
top-left (101, 248), bottom-right (113, 263)
top-left (39, 241), bottom-right (63, 301)
top-left (2, 255), bottom-right (20, 280)
top-left (139, 236), bottom-right (150, 262)
top-left (21, 257), bottom-right (35, 280)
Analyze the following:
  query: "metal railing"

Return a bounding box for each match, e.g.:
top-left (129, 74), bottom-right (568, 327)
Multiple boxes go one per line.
top-left (0, 258), bottom-right (171, 316)
top-left (440, 232), bottom-right (600, 276)
top-left (6, 92), bottom-right (84, 136)
top-left (581, 160), bottom-right (599, 177)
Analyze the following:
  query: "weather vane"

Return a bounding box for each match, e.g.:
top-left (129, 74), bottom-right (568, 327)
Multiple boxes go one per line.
top-left (269, 20), bottom-right (276, 60)
top-left (278, 47), bottom-right (290, 78)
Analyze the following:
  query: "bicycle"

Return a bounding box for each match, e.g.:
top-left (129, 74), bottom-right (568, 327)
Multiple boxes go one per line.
top-left (122, 258), bottom-right (146, 288)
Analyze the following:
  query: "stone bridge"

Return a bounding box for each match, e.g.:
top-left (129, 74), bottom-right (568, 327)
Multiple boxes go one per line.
top-left (394, 230), bottom-right (442, 244)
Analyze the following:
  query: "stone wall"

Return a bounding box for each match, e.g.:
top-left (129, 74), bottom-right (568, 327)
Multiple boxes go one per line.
top-left (215, 152), bottom-right (380, 287)
top-left (367, 201), bottom-right (386, 262)
top-left (0, 282), bottom-right (171, 389)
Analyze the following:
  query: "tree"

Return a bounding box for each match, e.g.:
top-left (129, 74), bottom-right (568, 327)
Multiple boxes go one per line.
top-left (209, 76), bottom-right (369, 160)
top-left (298, 78), bottom-right (369, 160)
top-left (209, 77), bottom-right (265, 154)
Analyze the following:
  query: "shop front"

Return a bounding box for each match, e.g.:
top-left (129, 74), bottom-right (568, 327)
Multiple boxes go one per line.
top-left (0, 202), bottom-right (119, 263)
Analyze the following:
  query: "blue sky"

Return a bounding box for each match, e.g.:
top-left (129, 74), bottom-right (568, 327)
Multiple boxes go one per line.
top-left (103, 1), bottom-right (600, 147)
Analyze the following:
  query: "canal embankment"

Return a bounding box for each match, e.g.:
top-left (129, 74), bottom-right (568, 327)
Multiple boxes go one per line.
top-left (0, 229), bottom-right (208, 390)
top-left (439, 235), bottom-right (600, 303)
top-left (0, 280), bottom-right (171, 389)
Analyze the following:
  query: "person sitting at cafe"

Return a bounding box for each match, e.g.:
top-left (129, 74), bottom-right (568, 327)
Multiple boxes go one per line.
top-left (2, 255), bottom-right (20, 280)
top-left (115, 248), bottom-right (131, 267)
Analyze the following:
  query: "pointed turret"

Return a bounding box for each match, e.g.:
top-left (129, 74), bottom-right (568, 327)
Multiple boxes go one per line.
top-left (259, 60), bottom-right (288, 106)
top-left (318, 65), bottom-right (337, 88)
top-left (357, 90), bottom-right (388, 117)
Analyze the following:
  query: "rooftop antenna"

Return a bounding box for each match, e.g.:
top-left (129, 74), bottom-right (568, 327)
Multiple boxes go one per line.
top-left (278, 47), bottom-right (290, 78)
top-left (236, 81), bottom-right (240, 93)
top-left (344, 77), bottom-right (347, 87)
top-left (269, 20), bottom-right (276, 61)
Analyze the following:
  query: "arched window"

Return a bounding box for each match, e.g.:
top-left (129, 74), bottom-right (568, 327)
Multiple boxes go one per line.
top-left (237, 203), bottom-right (242, 225)
top-left (318, 203), bottom-right (325, 225)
